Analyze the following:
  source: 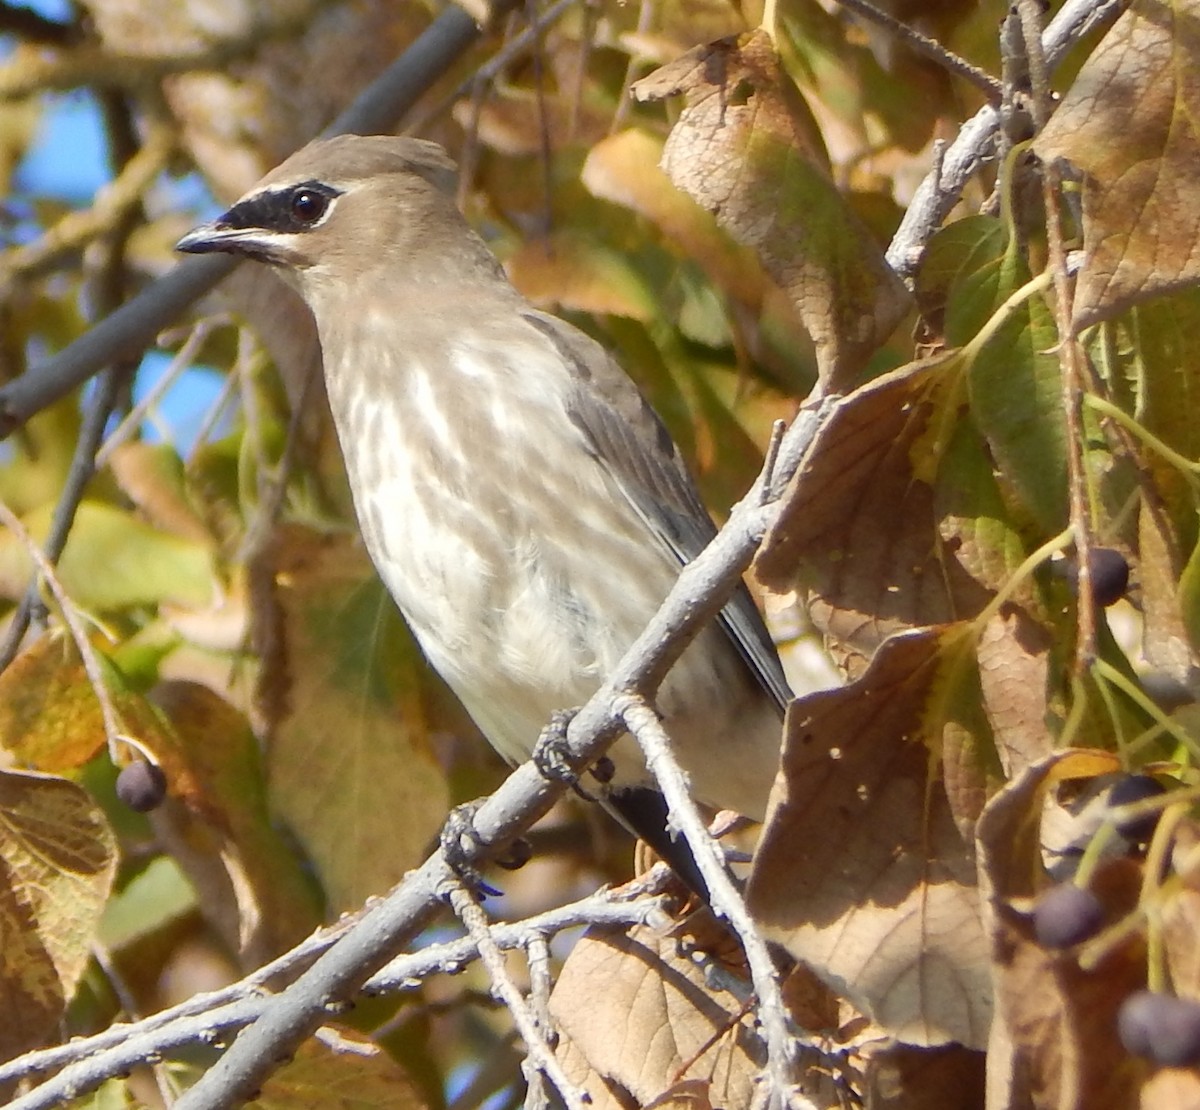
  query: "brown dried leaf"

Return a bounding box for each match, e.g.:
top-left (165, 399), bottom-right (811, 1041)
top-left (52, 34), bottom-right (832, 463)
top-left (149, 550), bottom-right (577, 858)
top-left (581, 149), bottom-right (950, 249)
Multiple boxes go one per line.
top-left (755, 355), bottom-right (990, 674)
top-left (0, 636), bottom-right (108, 771)
top-left (550, 924), bottom-right (764, 1108)
top-left (1161, 867), bottom-right (1200, 1000)
top-left (0, 634), bottom-right (178, 775)
top-left (581, 129), bottom-right (773, 315)
top-left (0, 769), bottom-right (116, 1061)
top-left (1137, 500), bottom-right (1196, 682)
top-left (1034, 0), bottom-right (1200, 327)
top-left (109, 442), bottom-right (213, 544)
top-left (746, 627), bottom-right (992, 1049)
top-left (976, 608), bottom-right (1055, 779)
top-left (632, 30), bottom-right (910, 386)
top-left (507, 233), bottom-right (656, 320)
top-left (976, 751), bottom-right (1145, 1110)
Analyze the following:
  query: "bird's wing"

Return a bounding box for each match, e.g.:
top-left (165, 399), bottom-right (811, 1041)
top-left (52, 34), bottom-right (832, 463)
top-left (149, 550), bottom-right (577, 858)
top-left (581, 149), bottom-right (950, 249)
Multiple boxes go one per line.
top-left (521, 311), bottom-right (791, 713)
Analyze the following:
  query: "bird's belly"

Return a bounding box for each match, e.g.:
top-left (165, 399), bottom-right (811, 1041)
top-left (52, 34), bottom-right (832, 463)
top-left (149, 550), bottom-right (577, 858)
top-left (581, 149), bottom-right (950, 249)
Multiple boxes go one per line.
top-left (340, 414), bottom-right (780, 819)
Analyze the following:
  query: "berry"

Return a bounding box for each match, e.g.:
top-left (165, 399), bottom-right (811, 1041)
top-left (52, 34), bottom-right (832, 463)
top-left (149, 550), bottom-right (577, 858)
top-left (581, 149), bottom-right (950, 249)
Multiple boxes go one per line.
top-left (1108, 774), bottom-right (1167, 842)
top-left (1119, 991), bottom-right (1157, 1058)
top-left (1057, 548), bottom-right (1131, 607)
top-left (115, 761), bottom-right (168, 812)
top-left (1086, 548), bottom-right (1131, 606)
top-left (1033, 883), bottom-right (1105, 948)
top-left (1119, 990), bottom-right (1200, 1067)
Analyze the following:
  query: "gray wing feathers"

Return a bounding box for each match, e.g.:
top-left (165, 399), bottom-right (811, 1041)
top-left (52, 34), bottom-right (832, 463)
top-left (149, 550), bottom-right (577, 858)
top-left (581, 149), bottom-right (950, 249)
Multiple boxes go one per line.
top-left (522, 311), bottom-right (791, 713)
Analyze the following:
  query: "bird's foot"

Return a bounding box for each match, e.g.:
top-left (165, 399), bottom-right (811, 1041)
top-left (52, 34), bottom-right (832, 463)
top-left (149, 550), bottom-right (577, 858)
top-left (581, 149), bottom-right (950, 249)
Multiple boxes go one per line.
top-left (532, 709), bottom-right (580, 784)
top-left (438, 800), bottom-right (517, 898)
top-left (533, 708), bottom-right (615, 801)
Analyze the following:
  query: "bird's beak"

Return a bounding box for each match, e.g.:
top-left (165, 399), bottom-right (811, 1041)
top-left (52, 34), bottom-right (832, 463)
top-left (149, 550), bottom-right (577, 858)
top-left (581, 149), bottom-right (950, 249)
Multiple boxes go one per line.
top-left (176, 219), bottom-right (267, 257)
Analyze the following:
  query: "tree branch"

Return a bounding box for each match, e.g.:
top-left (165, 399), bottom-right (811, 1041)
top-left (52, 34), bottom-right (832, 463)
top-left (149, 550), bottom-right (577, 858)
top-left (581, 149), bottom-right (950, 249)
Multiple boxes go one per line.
top-left (162, 397), bottom-right (833, 1109)
top-left (884, 0), bottom-right (1124, 282)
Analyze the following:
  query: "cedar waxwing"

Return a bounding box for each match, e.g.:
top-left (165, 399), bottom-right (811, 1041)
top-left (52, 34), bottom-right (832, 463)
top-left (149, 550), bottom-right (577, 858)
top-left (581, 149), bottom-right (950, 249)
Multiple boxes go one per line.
top-left (177, 134), bottom-right (790, 895)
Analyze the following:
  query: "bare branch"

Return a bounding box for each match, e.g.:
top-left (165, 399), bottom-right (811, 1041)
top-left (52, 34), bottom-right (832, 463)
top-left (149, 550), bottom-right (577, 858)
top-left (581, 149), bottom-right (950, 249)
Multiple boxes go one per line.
top-left (446, 883), bottom-right (589, 1110)
top-left (885, 0), bottom-right (1124, 282)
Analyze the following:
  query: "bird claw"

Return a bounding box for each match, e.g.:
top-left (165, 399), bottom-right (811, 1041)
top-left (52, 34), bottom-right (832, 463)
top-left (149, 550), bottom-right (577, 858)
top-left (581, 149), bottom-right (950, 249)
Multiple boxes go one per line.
top-left (532, 708), bottom-right (582, 785)
top-left (532, 708), bottom-right (613, 802)
top-left (439, 801), bottom-right (503, 898)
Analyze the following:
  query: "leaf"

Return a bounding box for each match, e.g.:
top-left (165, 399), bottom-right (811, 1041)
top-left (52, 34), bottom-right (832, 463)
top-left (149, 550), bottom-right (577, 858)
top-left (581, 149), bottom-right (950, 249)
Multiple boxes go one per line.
top-left (0, 499), bottom-right (217, 610)
top-left (581, 129), bottom-right (773, 315)
top-left (249, 1025), bottom-right (429, 1109)
top-left (0, 635), bottom-right (109, 771)
top-left (953, 241), bottom-right (1068, 535)
top-left (754, 355), bottom-right (989, 673)
top-left (108, 441), bottom-right (214, 544)
top-left (147, 680), bottom-right (322, 963)
top-left (0, 769), bottom-right (116, 1061)
top-left (632, 30), bottom-right (911, 386)
top-left (260, 528), bottom-right (450, 912)
top-left (746, 627), bottom-right (993, 1049)
top-left (550, 923), bottom-right (838, 1107)
top-left (975, 608), bottom-right (1055, 778)
top-left (0, 633), bottom-right (175, 774)
top-left (1034, 0), bottom-right (1200, 327)
top-left (975, 751), bottom-right (1146, 1109)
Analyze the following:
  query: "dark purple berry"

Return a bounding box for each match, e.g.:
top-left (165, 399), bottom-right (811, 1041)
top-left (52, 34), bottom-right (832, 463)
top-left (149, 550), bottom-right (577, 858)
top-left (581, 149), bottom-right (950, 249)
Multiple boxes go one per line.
top-left (1033, 883), bottom-right (1105, 948)
top-left (1119, 990), bottom-right (1200, 1067)
top-left (116, 761), bottom-right (167, 812)
top-left (1119, 991), bottom-right (1157, 1058)
top-left (1056, 548), bottom-right (1131, 606)
top-left (1109, 775), bottom-right (1167, 842)
top-left (1089, 547), bottom-right (1131, 606)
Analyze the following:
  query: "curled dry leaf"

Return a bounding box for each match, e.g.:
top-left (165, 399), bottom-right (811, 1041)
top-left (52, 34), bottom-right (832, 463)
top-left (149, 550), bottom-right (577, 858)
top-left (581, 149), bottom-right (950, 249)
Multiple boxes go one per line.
top-left (632, 30), bottom-right (911, 388)
top-left (746, 626), bottom-right (993, 1050)
top-left (1034, 0), bottom-right (1200, 328)
top-left (976, 750), bottom-right (1146, 1110)
top-left (550, 924), bottom-right (764, 1109)
top-left (0, 769), bottom-right (116, 1061)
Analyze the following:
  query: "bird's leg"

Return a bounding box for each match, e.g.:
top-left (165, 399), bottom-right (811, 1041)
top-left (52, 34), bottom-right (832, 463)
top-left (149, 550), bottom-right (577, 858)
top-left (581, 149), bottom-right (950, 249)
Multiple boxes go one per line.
top-left (531, 708), bottom-right (580, 784)
top-left (439, 800), bottom-right (531, 897)
top-left (532, 708), bottom-right (615, 800)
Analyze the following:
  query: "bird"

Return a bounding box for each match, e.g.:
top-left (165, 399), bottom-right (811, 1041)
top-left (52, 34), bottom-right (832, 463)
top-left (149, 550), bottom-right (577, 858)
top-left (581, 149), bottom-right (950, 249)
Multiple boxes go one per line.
top-left (177, 133), bottom-right (791, 896)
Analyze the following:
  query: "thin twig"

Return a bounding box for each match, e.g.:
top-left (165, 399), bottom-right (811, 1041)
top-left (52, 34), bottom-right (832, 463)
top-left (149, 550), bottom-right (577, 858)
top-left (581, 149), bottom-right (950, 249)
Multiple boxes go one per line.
top-left (95, 318), bottom-right (220, 466)
top-left (830, 0), bottom-right (1002, 102)
top-left (0, 122), bottom-right (174, 283)
top-left (522, 933), bottom-right (555, 1110)
top-left (1018, 0), bottom-right (1095, 670)
top-left (4, 883), bottom-right (667, 1108)
top-left (616, 694), bottom-right (810, 1110)
top-left (0, 499), bottom-right (128, 755)
top-left (885, 0), bottom-right (1124, 281)
top-left (445, 884), bottom-right (589, 1110)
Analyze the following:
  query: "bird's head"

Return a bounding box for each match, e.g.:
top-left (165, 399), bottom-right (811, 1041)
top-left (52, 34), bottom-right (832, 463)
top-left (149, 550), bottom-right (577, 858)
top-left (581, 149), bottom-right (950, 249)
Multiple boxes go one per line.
top-left (176, 134), bottom-right (492, 295)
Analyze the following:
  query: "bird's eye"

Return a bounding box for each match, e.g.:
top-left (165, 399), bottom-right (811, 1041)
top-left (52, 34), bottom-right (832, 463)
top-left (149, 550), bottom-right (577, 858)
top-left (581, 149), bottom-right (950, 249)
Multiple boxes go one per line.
top-left (289, 188), bottom-right (329, 224)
